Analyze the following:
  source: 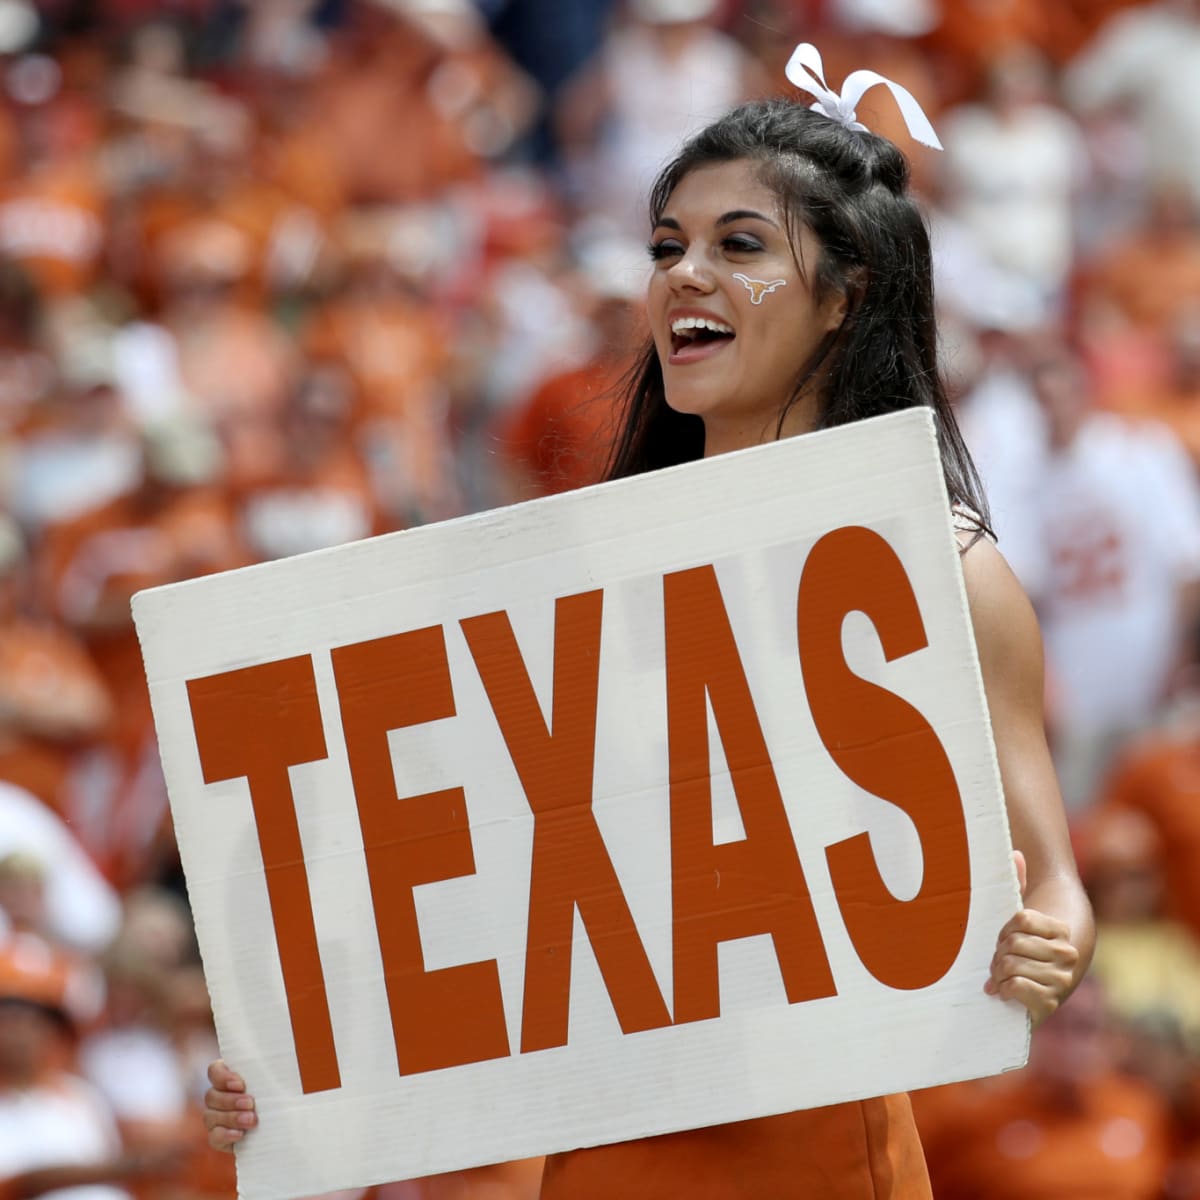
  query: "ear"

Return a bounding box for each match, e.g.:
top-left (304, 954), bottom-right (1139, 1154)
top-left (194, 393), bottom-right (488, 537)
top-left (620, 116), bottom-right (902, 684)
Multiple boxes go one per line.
top-left (822, 287), bottom-right (850, 334)
top-left (821, 266), bottom-right (864, 335)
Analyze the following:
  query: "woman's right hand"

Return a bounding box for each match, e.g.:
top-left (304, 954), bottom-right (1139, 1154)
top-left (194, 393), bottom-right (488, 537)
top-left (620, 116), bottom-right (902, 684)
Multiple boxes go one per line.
top-left (203, 1059), bottom-right (257, 1152)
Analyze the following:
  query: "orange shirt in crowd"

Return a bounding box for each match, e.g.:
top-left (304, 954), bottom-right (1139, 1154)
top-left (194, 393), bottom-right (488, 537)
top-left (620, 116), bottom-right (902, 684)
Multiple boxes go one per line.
top-left (540, 1096), bottom-right (931, 1200)
top-left (305, 289), bottom-right (451, 425)
top-left (921, 0), bottom-right (1051, 100)
top-left (306, 292), bottom-right (457, 520)
top-left (239, 442), bottom-right (383, 561)
top-left (0, 156), bottom-right (105, 298)
top-left (1101, 376), bottom-right (1200, 466)
top-left (924, 0), bottom-right (1145, 86)
top-left (912, 1071), bottom-right (1170, 1200)
top-left (1098, 733), bottom-right (1200, 944)
top-left (496, 360), bottom-right (624, 499)
top-left (39, 485), bottom-right (245, 885)
top-left (0, 618), bottom-right (111, 811)
top-left (1084, 230), bottom-right (1200, 335)
top-left (304, 28), bottom-right (479, 205)
top-left (42, 484), bottom-right (245, 729)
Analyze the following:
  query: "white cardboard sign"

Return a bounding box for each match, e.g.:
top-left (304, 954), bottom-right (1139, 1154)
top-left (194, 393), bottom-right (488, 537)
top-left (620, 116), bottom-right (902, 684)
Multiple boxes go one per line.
top-left (134, 409), bottom-right (1028, 1200)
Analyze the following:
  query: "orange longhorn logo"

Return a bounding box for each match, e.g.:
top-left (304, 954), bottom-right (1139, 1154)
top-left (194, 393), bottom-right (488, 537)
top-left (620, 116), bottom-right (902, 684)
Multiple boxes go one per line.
top-left (733, 273), bottom-right (789, 305)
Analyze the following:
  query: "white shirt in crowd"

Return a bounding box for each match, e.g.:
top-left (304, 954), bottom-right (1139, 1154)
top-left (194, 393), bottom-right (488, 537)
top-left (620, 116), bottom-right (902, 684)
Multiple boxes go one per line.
top-left (585, 24), bottom-right (747, 233)
top-left (1031, 416), bottom-right (1200, 736)
top-left (0, 1072), bottom-right (130, 1200)
top-left (940, 101), bottom-right (1088, 296)
top-left (1065, 2), bottom-right (1200, 208)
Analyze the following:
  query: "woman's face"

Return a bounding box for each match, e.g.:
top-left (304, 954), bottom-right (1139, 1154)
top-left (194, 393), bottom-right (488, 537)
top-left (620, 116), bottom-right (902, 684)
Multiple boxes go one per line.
top-left (647, 158), bottom-right (847, 453)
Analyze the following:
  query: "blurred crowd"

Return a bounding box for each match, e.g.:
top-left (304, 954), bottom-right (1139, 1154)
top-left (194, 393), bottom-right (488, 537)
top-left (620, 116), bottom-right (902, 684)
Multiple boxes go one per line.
top-left (1, 0), bottom-right (1200, 1197)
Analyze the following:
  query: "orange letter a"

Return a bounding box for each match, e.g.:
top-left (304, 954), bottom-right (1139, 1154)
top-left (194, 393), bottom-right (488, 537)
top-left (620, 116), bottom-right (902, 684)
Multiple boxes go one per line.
top-left (664, 565), bottom-right (836, 1024)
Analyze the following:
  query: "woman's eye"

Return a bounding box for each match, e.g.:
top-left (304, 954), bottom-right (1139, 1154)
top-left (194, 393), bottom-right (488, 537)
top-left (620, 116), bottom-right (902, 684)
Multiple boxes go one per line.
top-left (723, 236), bottom-right (762, 254)
top-left (647, 240), bottom-right (684, 261)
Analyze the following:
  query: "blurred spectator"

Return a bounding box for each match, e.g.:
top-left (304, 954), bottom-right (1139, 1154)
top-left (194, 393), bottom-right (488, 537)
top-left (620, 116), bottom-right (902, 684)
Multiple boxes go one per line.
top-left (153, 217), bottom-right (300, 489)
top-left (1097, 721), bottom-right (1200, 947)
top-left (954, 326), bottom-right (1050, 590)
top-left (301, 0), bottom-right (537, 206)
top-left (1099, 305), bottom-right (1200, 465)
top-left (9, 377), bottom-right (141, 534)
top-left (108, 18), bottom-right (249, 149)
top-left (0, 513), bottom-right (111, 812)
top-left (39, 417), bottom-right (244, 887)
top-left (1081, 806), bottom-right (1200, 1043)
top-left (494, 239), bottom-right (645, 500)
top-left (0, 932), bottom-right (177, 1200)
top-left (557, 0), bottom-right (763, 235)
top-left (914, 976), bottom-right (1172, 1200)
top-left (239, 363), bottom-right (382, 558)
top-left (939, 45), bottom-right (1088, 307)
top-left (484, 0), bottom-right (617, 164)
top-left (922, 0), bottom-right (1050, 102)
top-left (0, 261), bottom-right (53, 439)
top-left (1065, 0), bottom-right (1200, 208)
top-left (80, 889), bottom-right (234, 1200)
top-left (460, 172), bottom-right (586, 420)
top-left (304, 221), bottom-right (460, 524)
top-left (1081, 182), bottom-right (1200, 340)
top-left (1019, 345), bottom-right (1200, 806)
top-left (0, 58), bottom-right (107, 302)
top-left (0, 783), bottom-right (119, 954)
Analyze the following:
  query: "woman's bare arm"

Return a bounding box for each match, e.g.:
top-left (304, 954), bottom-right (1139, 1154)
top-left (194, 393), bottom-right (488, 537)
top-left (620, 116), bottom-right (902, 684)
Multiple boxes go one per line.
top-left (962, 537), bottom-right (1094, 1024)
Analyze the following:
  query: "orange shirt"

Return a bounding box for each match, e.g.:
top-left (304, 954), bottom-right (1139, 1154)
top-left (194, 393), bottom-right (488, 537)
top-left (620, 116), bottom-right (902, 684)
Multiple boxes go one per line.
top-left (1084, 232), bottom-right (1200, 334)
top-left (305, 33), bottom-right (480, 205)
top-left (497, 360), bottom-right (624, 499)
top-left (1101, 378), bottom-right (1200, 466)
top-left (1098, 734), bottom-right (1200, 943)
top-left (913, 1072), bottom-right (1169, 1200)
top-left (305, 296), bottom-right (456, 520)
top-left (0, 618), bottom-right (111, 811)
top-left (0, 157), bottom-right (105, 297)
top-left (540, 1095), bottom-right (931, 1200)
top-left (922, 0), bottom-right (1051, 100)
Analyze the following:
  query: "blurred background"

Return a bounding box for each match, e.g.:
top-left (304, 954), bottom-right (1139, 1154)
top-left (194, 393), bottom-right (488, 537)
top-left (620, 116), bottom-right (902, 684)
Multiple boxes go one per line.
top-left (1, 0), bottom-right (1199, 1197)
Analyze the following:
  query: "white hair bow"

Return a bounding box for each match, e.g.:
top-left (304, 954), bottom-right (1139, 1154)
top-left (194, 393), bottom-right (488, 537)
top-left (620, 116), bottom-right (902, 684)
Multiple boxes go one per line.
top-left (784, 43), bottom-right (943, 151)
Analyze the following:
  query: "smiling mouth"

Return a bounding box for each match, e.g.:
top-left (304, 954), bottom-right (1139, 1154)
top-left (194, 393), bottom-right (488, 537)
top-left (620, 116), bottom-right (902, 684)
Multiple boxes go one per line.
top-left (669, 323), bottom-right (736, 364)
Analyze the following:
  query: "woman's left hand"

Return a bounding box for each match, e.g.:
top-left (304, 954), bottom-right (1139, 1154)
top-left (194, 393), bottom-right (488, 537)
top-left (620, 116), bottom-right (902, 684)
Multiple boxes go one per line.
top-left (984, 850), bottom-right (1080, 1025)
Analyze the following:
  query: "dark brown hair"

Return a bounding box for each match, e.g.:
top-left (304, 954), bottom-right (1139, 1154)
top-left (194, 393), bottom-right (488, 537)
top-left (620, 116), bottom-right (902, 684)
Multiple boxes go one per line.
top-left (605, 98), bottom-right (990, 531)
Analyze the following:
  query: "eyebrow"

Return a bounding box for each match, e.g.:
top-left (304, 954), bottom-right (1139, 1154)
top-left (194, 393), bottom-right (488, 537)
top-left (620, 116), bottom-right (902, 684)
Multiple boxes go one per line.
top-left (653, 209), bottom-right (780, 232)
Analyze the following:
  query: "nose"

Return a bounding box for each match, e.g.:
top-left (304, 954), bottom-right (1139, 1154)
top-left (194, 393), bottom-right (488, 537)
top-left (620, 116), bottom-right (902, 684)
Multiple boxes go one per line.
top-left (667, 246), bottom-right (715, 294)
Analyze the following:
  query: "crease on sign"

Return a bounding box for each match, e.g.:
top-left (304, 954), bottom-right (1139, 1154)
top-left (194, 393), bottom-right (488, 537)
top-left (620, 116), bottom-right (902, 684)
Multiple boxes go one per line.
top-left (671, 896), bottom-right (821, 920)
top-left (831, 883), bottom-right (975, 913)
top-left (820, 726), bottom-right (960, 754)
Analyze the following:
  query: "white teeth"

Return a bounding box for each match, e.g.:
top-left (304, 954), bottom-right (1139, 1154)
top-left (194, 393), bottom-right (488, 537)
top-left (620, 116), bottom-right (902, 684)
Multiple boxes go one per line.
top-left (671, 316), bottom-right (735, 337)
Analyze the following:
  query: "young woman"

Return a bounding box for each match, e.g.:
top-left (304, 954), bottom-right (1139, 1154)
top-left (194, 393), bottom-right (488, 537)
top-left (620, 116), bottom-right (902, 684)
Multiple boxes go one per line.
top-left (203, 63), bottom-right (1093, 1200)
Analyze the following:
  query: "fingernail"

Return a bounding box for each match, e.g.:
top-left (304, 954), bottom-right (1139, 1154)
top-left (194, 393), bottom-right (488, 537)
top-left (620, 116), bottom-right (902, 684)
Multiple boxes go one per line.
top-left (237, 1112), bottom-right (257, 1129)
top-left (236, 1097), bottom-right (255, 1111)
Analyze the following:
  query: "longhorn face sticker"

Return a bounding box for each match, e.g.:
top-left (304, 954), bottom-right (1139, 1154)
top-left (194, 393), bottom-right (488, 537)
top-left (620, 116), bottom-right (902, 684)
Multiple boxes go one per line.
top-left (733, 273), bottom-right (789, 305)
